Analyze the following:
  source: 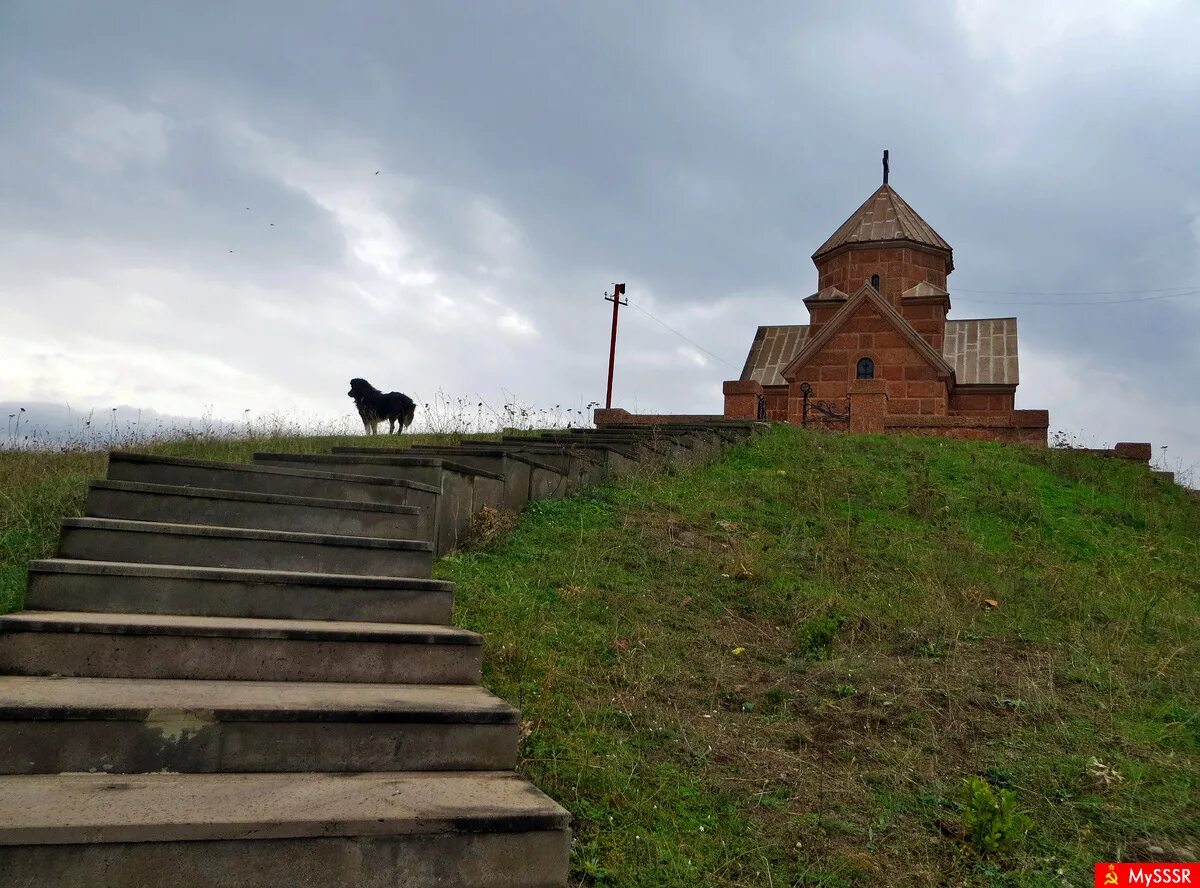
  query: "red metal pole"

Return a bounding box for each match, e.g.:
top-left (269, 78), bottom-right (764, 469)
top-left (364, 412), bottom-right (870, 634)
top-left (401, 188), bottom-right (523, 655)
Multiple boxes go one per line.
top-left (604, 283), bottom-right (626, 410)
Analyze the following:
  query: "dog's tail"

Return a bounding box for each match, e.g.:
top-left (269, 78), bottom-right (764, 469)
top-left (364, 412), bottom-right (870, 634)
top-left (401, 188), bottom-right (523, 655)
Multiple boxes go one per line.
top-left (402, 397), bottom-right (416, 430)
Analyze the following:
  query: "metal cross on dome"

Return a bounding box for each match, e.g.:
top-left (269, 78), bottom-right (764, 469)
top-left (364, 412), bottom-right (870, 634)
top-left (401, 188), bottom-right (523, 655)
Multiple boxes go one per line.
top-left (883, 149), bottom-right (889, 185)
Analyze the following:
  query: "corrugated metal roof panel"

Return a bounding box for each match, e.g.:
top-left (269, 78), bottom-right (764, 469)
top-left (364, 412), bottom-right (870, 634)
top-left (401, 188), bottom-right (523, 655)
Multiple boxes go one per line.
top-left (738, 316), bottom-right (1019, 388)
top-left (740, 325), bottom-right (809, 386)
top-left (942, 318), bottom-right (1019, 385)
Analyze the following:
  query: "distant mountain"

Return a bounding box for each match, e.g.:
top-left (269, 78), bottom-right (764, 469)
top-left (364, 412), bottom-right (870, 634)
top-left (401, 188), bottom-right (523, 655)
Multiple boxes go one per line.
top-left (1, 402), bottom-right (234, 449)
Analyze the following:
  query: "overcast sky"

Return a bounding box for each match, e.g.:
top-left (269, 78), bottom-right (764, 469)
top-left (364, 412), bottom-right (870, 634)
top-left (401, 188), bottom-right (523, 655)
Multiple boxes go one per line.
top-left (2, 1), bottom-right (1197, 473)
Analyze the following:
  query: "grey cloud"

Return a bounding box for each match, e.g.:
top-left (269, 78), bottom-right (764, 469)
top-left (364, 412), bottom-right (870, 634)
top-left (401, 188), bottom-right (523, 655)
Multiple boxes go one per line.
top-left (1, 1), bottom-right (1196, 475)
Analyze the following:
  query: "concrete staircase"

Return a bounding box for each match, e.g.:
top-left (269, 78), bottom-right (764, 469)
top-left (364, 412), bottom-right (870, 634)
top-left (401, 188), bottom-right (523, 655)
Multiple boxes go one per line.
top-left (0, 420), bottom-right (763, 887)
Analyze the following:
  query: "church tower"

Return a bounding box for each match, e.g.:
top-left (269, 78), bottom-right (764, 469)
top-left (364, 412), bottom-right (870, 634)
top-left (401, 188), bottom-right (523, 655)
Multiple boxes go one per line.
top-left (804, 154), bottom-right (953, 352)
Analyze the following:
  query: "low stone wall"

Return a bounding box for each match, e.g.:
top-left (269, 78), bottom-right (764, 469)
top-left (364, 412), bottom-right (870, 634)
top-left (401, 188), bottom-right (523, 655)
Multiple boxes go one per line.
top-left (721, 380), bottom-right (762, 420)
top-left (884, 410), bottom-right (1050, 446)
top-left (1071, 442), bottom-right (1153, 463)
top-left (604, 405), bottom-right (1058, 447)
top-left (594, 408), bottom-right (726, 427)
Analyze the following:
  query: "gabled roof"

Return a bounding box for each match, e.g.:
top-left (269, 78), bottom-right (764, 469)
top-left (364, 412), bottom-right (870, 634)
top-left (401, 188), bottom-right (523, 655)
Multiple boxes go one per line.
top-left (739, 325), bottom-right (810, 386)
top-left (902, 281), bottom-right (950, 300)
top-left (734, 309), bottom-right (1021, 388)
top-left (780, 282), bottom-right (956, 382)
top-left (943, 318), bottom-right (1019, 385)
top-left (812, 184), bottom-right (953, 270)
top-left (804, 286), bottom-right (849, 303)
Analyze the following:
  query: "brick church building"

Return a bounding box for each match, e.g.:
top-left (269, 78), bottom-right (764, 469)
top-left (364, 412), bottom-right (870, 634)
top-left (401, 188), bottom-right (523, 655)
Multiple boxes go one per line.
top-left (722, 169), bottom-right (1049, 444)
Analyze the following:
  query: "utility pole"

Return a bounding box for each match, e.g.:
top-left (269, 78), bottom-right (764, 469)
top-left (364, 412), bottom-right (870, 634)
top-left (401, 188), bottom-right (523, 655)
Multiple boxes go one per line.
top-left (604, 283), bottom-right (627, 409)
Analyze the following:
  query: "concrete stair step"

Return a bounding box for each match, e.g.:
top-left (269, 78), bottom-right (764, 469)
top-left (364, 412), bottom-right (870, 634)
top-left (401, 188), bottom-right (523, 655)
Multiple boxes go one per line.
top-left (85, 480), bottom-right (423, 540)
top-left (430, 441), bottom-right (606, 486)
top-left (0, 771), bottom-right (569, 888)
top-left (0, 612), bottom-right (482, 684)
top-left (567, 426), bottom-right (709, 447)
top-left (0, 443), bottom-right (592, 886)
top-left (0, 676), bottom-right (518, 774)
top-left (595, 424), bottom-right (726, 450)
top-left (595, 422), bottom-right (753, 445)
top-left (385, 445), bottom-right (567, 474)
top-left (57, 517), bottom-right (434, 578)
top-left (107, 452), bottom-right (439, 511)
top-left (527, 432), bottom-right (663, 452)
top-left (499, 435), bottom-right (644, 473)
top-left (254, 452), bottom-right (504, 487)
top-left (501, 434), bottom-right (644, 456)
top-left (334, 446), bottom-right (572, 504)
top-left (499, 434), bottom-right (630, 452)
top-left (566, 427), bottom-right (684, 437)
top-left (599, 422), bottom-right (724, 430)
top-left (254, 454), bottom-right (506, 555)
top-left (458, 439), bottom-right (628, 481)
top-left (618, 428), bottom-right (721, 461)
top-left (25, 559), bottom-right (454, 624)
top-left (564, 429), bottom-right (699, 462)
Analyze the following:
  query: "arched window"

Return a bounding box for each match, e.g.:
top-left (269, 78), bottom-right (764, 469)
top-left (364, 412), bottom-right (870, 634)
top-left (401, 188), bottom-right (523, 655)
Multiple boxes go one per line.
top-left (870, 274), bottom-right (881, 292)
top-left (856, 357), bottom-right (875, 380)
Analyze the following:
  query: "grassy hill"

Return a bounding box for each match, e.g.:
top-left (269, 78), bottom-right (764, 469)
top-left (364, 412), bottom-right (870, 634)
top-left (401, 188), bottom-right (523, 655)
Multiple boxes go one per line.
top-left (2, 426), bottom-right (1197, 885)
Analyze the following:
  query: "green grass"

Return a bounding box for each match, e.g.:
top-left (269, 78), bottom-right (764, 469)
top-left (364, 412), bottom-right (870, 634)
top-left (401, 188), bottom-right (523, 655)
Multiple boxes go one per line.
top-left (2, 426), bottom-right (1197, 885)
top-left (435, 428), bottom-right (1198, 886)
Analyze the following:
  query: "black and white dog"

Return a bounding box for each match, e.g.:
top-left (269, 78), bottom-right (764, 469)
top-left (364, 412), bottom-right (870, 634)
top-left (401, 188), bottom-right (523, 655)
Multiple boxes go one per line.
top-left (347, 378), bottom-right (416, 435)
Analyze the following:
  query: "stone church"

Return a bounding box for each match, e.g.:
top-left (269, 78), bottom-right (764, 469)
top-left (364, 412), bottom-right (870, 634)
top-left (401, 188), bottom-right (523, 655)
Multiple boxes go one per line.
top-left (722, 170), bottom-right (1049, 444)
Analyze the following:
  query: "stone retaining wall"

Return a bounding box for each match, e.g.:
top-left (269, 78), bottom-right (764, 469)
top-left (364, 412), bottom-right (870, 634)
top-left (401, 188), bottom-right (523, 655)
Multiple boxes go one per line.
top-left (884, 410), bottom-right (1049, 445)
top-left (594, 408), bottom-right (726, 427)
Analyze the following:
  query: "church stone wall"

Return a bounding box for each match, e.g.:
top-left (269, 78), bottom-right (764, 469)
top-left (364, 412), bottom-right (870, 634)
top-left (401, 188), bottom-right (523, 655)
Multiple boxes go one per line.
top-left (949, 390), bottom-right (1016, 414)
top-left (897, 299), bottom-right (948, 352)
top-left (786, 299), bottom-right (949, 420)
top-left (763, 386), bottom-right (789, 422)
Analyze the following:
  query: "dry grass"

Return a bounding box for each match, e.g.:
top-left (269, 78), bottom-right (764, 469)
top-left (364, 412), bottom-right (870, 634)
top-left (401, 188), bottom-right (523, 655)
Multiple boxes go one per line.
top-left (1, 396), bottom-right (593, 612)
top-left (467, 505), bottom-right (523, 548)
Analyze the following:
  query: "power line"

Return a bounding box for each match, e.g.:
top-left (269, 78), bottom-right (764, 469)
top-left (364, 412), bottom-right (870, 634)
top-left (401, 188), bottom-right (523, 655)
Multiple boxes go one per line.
top-left (625, 300), bottom-right (740, 370)
top-left (953, 290), bottom-right (1197, 306)
top-left (620, 283), bottom-right (1193, 369)
top-left (955, 285), bottom-right (1197, 296)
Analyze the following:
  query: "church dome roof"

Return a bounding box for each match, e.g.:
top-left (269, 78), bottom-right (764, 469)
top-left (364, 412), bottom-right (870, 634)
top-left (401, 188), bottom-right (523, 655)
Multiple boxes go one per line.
top-left (812, 184), bottom-right (953, 271)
